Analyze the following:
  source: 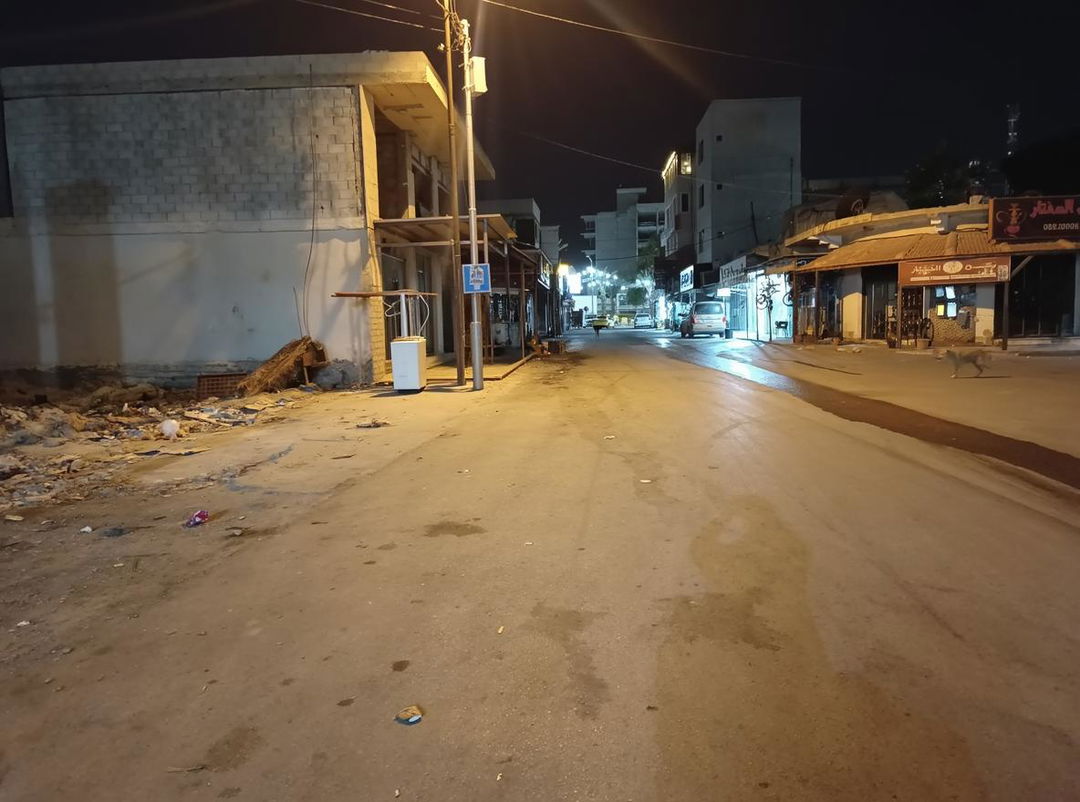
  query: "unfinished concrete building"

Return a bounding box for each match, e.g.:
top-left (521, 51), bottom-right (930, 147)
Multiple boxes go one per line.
top-left (0, 51), bottom-right (494, 386)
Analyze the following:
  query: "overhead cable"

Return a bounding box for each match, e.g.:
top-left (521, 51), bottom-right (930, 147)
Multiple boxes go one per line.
top-left (477, 0), bottom-right (821, 69)
top-left (293, 0), bottom-right (441, 30)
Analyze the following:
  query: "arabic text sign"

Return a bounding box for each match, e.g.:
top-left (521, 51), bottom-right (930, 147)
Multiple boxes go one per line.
top-left (898, 256), bottom-right (1009, 286)
top-left (679, 266), bottom-right (694, 292)
top-left (990, 195), bottom-right (1080, 241)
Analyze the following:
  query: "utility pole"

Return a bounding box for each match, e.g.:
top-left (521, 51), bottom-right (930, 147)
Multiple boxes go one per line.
top-left (442, 0), bottom-right (465, 385)
top-left (462, 19), bottom-right (484, 390)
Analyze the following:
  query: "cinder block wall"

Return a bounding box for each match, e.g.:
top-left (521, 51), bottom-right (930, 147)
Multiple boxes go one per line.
top-left (0, 80), bottom-right (377, 384)
top-left (5, 86), bottom-right (360, 226)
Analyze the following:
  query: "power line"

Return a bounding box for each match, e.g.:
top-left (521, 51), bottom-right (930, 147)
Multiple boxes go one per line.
top-left (293, 0), bottom-right (441, 30)
top-left (514, 130), bottom-right (657, 173)
top-left (508, 126), bottom-right (846, 201)
top-left (352, 0), bottom-right (429, 16)
top-left (477, 0), bottom-right (822, 70)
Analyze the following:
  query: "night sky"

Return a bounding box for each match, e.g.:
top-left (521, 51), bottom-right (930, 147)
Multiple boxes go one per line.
top-left (3, 0), bottom-right (1077, 262)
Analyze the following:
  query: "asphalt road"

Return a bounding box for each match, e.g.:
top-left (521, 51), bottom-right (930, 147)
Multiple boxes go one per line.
top-left (3, 328), bottom-right (1079, 801)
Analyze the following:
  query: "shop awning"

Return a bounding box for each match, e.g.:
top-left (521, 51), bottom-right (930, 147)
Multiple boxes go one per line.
top-left (374, 214), bottom-right (517, 247)
top-left (792, 228), bottom-right (1080, 273)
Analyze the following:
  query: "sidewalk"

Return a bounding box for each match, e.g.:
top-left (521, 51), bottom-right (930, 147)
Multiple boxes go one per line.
top-left (709, 338), bottom-right (1080, 458)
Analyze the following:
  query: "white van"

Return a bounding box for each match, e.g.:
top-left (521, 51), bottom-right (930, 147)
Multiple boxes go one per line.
top-left (679, 301), bottom-right (727, 338)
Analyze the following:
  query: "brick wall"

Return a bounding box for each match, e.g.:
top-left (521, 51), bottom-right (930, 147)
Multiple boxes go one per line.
top-left (5, 86), bottom-right (361, 226)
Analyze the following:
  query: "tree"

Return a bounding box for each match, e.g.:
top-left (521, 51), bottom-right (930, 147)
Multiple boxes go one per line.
top-left (626, 286), bottom-right (647, 307)
top-left (903, 145), bottom-right (972, 209)
top-left (634, 236), bottom-right (661, 287)
top-left (1003, 131), bottom-right (1080, 194)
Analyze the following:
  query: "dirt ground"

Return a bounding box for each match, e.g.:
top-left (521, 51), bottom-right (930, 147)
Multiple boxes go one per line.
top-left (2, 333), bottom-right (1079, 800)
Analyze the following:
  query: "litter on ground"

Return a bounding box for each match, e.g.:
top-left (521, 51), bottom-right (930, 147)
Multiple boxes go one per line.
top-left (394, 705), bottom-right (424, 725)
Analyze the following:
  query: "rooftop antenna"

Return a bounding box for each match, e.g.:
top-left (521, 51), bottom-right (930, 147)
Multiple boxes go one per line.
top-left (1006, 104), bottom-right (1021, 157)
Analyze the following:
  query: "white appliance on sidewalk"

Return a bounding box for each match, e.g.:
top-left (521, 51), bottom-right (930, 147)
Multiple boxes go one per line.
top-left (390, 336), bottom-right (427, 392)
top-left (329, 289), bottom-right (437, 394)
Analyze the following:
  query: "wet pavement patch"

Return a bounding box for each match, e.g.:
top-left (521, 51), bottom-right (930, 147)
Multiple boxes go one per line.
top-left (202, 726), bottom-right (264, 771)
top-left (423, 520), bottom-right (486, 537)
top-left (391, 660), bottom-right (410, 672)
top-left (667, 349), bottom-right (1080, 492)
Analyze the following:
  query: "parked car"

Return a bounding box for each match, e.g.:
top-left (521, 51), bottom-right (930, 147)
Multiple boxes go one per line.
top-left (633, 313), bottom-right (653, 329)
top-left (679, 301), bottom-right (727, 338)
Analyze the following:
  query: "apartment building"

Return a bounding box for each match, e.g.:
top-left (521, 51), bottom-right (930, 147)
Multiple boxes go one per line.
top-left (694, 98), bottom-right (802, 269)
top-left (582, 187), bottom-right (664, 276)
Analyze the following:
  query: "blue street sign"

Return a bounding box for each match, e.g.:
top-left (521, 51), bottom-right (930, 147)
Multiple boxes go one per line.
top-left (463, 263), bottom-right (492, 294)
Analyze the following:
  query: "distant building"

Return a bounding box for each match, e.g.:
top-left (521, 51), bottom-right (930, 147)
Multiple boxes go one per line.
top-left (694, 98), bottom-right (802, 268)
top-left (479, 198), bottom-right (542, 247)
top-left (661, 150), bottom-right (696, 260)
top-left (582, 187), bottom-right (664, 277)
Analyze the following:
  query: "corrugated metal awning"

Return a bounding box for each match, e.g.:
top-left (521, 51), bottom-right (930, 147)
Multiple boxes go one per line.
top-left (793, 228), bottom-right (1080, 273)
top-left (374, 214), bottom-right (517, 246)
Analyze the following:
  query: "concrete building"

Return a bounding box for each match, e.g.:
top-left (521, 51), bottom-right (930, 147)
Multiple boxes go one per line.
top-left (582, 187), bottom-right (664, 278)
top-left (694, 98), bottom-right (802, 269)
top-left (661, 150), bottom-right (696, 261)
top-left (0, 52), bottom-right (494, 385)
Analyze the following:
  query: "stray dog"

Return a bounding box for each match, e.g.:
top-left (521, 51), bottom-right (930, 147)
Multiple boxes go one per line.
top-left (527, 335), bottom-right (550, 358)
top-left (934, 348), bottom-right (990, 378)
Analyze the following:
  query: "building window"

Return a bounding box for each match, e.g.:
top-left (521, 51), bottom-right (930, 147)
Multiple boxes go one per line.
top-left (930, 284), bottom-right (977, 321)
top-left (716, 183), bottom-right (723, 191)
top-left (681, 193), bottom-right (689, 213)
top-left (697, 140), bottom-right (704, 163)
top-left (698, 185), bottom-right (704, 208)
top-left (698, 229), bottom-right (704, 253)
top-left (716, 134), bottom-right (723, 142)
top-left (679, 153), bottom-right (693, 175)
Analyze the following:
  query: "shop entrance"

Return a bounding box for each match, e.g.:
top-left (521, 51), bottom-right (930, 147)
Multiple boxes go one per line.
top-left (999, 255), bottom-right (1076, 338)
top-left (863, 265), bottom-right (897, 340)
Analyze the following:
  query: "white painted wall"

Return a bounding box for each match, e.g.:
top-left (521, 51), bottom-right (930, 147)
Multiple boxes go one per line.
top-left (0, 225), bottom-right (373, 379)
top-left (840, 270), bottom-right (863, 340)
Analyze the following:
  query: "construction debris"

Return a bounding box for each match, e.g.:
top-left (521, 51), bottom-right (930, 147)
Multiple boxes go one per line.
top-left (1, 383), bottom-right (313, 511)
top-left (236, 337), bottom-right (327, 396)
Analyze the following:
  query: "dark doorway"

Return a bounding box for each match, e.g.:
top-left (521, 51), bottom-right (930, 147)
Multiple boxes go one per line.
top-left (416, 252), bottom-right (435, 355)
top-left (864, 265), bottom-right (897, 340)
top-left (380, 253), bottom-right (405, 361)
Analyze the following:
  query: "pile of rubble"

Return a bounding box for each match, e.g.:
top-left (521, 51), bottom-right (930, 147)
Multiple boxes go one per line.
top-left (1, 383), bottom-right (314, 511)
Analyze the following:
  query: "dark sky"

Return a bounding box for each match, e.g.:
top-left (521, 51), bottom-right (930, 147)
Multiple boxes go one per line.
top-left (3, 0), bottom-right (1077, 260)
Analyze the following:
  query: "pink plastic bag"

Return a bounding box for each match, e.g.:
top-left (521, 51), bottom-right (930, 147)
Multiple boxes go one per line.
top-left (184, 509), bottom-right (210, 528)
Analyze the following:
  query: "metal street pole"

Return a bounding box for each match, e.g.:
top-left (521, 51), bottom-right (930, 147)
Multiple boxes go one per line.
top-left (462, 20), bottom-right (483, 390)
top-left (442, 1), bottom-right (466, 385)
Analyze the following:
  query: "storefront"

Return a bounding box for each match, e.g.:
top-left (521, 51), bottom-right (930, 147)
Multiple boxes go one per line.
top-left (786, 227), bottom-right (1080, 346)
top-left (749, 268), bottom-right (793, 340)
